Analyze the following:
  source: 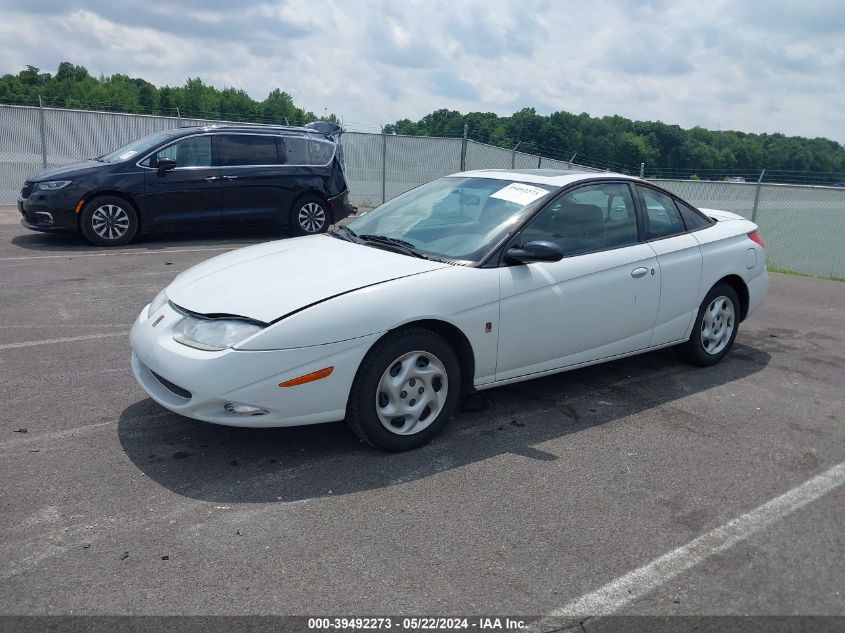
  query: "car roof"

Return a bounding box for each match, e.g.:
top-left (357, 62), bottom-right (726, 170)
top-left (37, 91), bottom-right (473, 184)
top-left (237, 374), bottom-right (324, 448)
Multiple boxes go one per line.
top-left (451, 168), bottom-right (638, 187)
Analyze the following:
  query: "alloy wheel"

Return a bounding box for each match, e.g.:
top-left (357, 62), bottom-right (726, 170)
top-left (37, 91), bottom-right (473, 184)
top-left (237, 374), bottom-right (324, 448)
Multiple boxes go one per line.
top-left (91, 204), bottom-right (130, 240)
top-left (298, 202), bottom-right (326, 233)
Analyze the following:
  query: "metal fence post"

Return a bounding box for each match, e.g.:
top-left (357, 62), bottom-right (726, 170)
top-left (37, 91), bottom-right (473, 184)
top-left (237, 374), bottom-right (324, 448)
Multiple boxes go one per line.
top-left (176, 106), bottom-right (182, 127)
top-left (537, 156), bottom-right (542, 168)
top-left (640, 162), bottom-right (645, 178)
top-left (381, 129), bottom-right (387, 204)
top-left (751, 169), bottom-right (766, 223)
top-left (510, 141), bottom-right (521, 169)
top-left (459, 124), bottom-right (468, 171)
top-left (38, 95), bottom-right (47, 168)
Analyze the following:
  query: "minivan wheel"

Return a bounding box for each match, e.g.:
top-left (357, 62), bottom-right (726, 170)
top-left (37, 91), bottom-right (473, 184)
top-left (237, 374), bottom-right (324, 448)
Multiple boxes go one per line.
top-left (679, 283), bottom-right (740, 367)
top-left (290, 194), bottom-right (329, 236)
top-left (346, 328), bottom-right (461, 452)
top-left (79, 196), bottom-right (138, 246)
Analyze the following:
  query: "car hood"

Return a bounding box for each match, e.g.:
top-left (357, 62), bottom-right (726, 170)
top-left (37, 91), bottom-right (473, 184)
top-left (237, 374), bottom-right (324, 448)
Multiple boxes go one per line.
top-left (27, 160), bottom-right (109, 182)
top-left (165, 235), bottom-right (451, 323)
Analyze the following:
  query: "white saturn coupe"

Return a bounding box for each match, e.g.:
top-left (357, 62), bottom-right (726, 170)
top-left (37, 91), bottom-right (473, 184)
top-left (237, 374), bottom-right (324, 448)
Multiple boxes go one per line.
top-left (130, 169), bottom-right (768, 451)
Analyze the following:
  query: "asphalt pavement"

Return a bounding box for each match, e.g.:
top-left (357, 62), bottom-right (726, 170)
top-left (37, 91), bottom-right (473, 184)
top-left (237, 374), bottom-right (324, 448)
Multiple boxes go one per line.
top-left (0, 206), bottom-right (843, 622)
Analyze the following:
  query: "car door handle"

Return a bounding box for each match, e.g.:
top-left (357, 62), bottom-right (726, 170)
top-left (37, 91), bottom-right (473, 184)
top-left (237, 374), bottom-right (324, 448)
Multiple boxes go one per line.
top-left (202, 175), bottom-right (221, 182)
top-left (631, 267), bottom-right (649, 279)
top-left (222, 175), bottom-right (238, 181)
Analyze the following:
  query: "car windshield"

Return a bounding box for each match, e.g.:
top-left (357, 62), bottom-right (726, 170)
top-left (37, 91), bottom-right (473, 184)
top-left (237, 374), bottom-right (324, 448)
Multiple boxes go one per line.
top-left (346, 177), bottom-right (555, 263)
top-left (98, 130), bottom-right (177, 163)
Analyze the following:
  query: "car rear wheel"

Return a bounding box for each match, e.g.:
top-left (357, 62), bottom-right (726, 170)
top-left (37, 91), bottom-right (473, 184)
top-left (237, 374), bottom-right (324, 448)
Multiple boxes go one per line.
top-left (679, 283), bottom-right (740, 366)
top-left (290, 194), bottom-right (329, 236)
top-left (79, 196), bottom-right (138, 246)
top-left (346, 328), bottom-right (461, 451)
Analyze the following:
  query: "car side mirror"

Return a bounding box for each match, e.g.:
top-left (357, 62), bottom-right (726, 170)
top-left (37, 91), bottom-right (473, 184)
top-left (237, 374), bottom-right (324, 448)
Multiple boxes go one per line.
top-left (505, 240), bottom-right (564, 264)
top-left (157, 158), bottom-right (177, 174)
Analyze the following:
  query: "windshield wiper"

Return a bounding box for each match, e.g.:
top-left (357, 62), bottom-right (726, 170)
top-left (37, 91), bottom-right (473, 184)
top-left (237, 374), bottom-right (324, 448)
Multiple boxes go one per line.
top-left (358, 234), bottom-right (430, 259)
top-left (360, 234), bottom-right (417, 249)
top-left (328, 225), bottom-right (360, 243)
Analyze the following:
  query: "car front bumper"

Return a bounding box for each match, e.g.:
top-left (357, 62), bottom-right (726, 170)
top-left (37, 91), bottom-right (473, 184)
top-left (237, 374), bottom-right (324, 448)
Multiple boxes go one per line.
top-left (18, 193), bottom-right (79, 234)
top-left (129, 301), bottom-right (377, 428)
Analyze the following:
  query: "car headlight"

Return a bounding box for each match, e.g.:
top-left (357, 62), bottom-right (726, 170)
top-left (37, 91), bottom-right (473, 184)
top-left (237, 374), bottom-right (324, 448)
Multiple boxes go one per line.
top-left (173, 315), bottom-right (265, 351)
top-left (148, 289), bottom-right (169, 317)
top-left (36, 180), bottom-right (72, 191)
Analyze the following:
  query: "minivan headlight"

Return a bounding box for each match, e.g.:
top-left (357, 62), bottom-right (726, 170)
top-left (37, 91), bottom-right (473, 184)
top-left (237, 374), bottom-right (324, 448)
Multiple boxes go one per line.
top-left (173, 316), bottom-right (264, 351)
top-left (36, 180), bottom-right (72, 191)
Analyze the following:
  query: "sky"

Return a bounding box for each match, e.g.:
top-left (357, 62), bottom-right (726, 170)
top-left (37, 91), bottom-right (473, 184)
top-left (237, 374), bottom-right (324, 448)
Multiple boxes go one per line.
top-left (0, 0), bottom-right (843, 142)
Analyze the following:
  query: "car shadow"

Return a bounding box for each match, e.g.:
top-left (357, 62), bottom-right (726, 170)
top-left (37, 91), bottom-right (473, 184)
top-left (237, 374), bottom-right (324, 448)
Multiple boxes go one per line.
top-left (118, 343), bottom-right (770, 504)
top-left (9, 226), bottom-right (292, 253)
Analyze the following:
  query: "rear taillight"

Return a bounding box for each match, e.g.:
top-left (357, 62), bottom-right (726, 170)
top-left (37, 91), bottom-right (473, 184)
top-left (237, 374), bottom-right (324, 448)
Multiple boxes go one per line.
top-left (748, 230), bottom-right (764, 248)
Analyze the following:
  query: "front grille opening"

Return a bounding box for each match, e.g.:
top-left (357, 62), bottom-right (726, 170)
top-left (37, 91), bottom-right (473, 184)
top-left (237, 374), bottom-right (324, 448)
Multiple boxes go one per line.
top-left (150, 370), bottom-right (192, 400)
top-left (20, 182), bottom-right (33, 199)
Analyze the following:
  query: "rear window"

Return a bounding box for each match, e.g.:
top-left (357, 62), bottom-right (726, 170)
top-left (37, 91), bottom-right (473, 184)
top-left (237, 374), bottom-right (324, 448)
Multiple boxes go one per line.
top-left (676, 200), bottom-right (713, 230)
top-left (637, 186), bottom-right (687, 240)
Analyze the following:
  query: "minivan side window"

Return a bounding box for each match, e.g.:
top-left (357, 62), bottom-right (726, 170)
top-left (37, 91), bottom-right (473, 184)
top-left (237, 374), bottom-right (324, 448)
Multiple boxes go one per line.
top-left (308, 139), bottom-right (335, 165)
top-left (284, 138), bottom-right (309, 165)
top-left (282, 137), bottom-right (335, 166)
top-left (142, 136), bottom-right (212, 168)
top-left (637, 187), bottom-right (686, 240)
top-left (216, 135), bottom-right (281, 166)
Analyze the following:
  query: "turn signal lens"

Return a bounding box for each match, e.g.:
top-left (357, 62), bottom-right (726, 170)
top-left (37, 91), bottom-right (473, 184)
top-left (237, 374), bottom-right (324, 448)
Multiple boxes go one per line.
top-left (279, 367), bottom-right (334, 388)
top-left (748, 230), bottom-right (765, 248)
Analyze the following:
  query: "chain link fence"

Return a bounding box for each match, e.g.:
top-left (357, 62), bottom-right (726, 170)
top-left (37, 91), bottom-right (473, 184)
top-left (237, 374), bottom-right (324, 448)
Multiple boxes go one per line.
top-left (2, 104), bottom-right (843, 277)
top-left (656, 179), bottom-right (844, 278)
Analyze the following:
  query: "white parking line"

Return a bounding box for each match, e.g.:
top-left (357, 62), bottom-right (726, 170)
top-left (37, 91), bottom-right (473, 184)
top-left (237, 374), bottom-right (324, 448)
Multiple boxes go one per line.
top-left (0, 245), bottom-right (240, 262)
top-left (548, 461), bottom-right (845, 617)
top-left (0, 332), bottom-right (127, 350)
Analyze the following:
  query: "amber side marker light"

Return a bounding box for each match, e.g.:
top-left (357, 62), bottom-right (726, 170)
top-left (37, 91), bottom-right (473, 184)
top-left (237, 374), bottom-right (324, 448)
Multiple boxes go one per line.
top-left (279, 366), bottom-right (334, 388)
top-left (74, 199), bottom-right (85, 214)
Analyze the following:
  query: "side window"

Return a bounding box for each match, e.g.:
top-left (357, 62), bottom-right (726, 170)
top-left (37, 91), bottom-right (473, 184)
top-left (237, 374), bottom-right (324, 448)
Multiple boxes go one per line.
top-left (143, 136), bottom-right (212, 168)
top-left (307, 139), bottom-right (335, 165)
top-left (284, 137), bottom-right (308, 165)
top-left (638, 187), bottom-right (686, 240)
top-left (676, 199), bottom-right (713, 230)
top-left (216, 135), bottom-right (280, 166)
top-left (519, 183), bottom-right (638, 256)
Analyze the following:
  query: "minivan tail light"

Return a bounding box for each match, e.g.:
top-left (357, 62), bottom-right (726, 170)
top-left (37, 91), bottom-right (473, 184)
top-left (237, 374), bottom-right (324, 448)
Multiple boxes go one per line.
top-left (748, 230), bottom-right (764, 248)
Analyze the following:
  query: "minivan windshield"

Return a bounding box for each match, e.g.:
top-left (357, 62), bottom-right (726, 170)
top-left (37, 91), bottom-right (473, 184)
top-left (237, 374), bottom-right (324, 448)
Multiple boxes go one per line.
top-left (345, 177), bottom-right (555, 263)
top-left (98, 130), bottom-right (177, 163)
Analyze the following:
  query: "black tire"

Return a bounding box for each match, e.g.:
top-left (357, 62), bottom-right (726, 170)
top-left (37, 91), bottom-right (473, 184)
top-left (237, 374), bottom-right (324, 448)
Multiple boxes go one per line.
top-left (79, 195), bottom-right (138, 246)
top-left (346, 327), bottom-right (462, 452)
top-left (289, 194), bottom-right (329, 236)
top-left (679, 283), bottom-right (740, 367)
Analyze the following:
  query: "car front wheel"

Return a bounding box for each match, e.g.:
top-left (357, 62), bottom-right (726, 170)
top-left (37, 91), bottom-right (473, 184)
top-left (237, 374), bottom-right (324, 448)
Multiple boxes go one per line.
top-left (680, 283), bottom-right (740, 366)
top-left (346, 328), bottom-right (461, 451)
top-left (79, 196), bottom-right (138, 246)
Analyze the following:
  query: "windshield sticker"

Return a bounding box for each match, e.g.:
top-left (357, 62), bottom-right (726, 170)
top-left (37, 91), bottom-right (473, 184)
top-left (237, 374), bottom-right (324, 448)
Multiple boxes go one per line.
top-left (489, 182), bottom-right (549, 206)
top-left (118, 150), bottom-right (138, 160)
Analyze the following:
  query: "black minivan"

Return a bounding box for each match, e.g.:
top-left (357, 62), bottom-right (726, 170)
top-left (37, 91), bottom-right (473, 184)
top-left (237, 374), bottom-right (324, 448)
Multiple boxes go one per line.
top-left (18, 123), bottom-right (354, 246)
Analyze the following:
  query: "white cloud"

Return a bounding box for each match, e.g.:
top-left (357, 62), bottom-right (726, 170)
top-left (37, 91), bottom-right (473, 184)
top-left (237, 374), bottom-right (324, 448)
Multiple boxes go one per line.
top-left (0, 0), bottom-right (842, 142)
